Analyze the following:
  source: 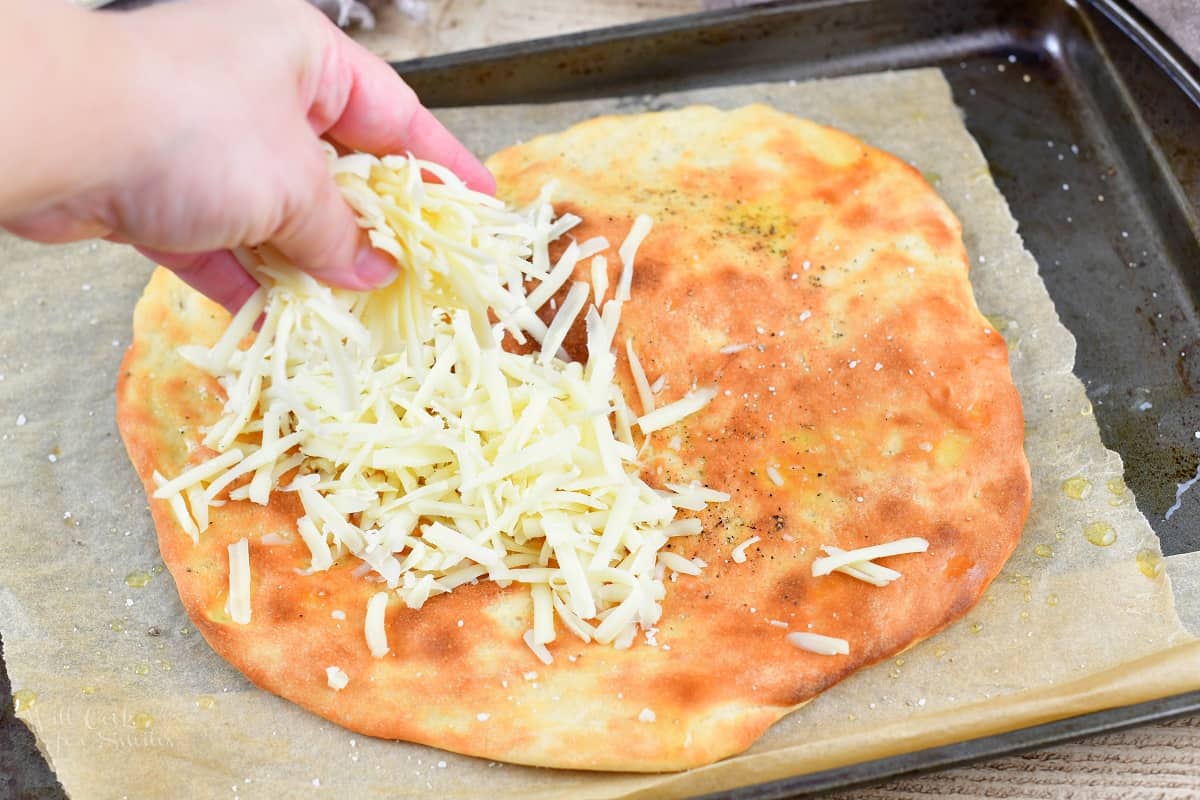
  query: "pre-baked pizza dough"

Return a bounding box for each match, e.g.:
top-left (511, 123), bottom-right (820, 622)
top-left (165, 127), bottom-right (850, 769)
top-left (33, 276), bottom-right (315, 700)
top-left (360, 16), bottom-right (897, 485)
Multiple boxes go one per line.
top-left (117, 105), bottom-right (1031, 771)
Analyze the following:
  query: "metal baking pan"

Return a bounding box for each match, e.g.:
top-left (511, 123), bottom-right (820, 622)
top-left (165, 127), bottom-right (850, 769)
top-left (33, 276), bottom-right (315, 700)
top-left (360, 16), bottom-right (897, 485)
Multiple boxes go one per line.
top-left (3, 1), bottom-right (1198, 797)
top-left (394, 0), bottom-right (1200, 796)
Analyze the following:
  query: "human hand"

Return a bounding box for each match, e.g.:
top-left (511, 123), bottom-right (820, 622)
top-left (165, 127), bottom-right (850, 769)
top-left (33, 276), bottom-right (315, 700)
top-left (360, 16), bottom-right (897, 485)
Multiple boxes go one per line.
top-left (0, 0), bottom-right (493, 312)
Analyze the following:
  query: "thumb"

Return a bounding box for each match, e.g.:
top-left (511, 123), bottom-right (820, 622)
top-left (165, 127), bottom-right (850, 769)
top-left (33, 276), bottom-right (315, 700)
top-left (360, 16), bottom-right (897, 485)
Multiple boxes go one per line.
top-left (269, 150), bottom-right (396, 291)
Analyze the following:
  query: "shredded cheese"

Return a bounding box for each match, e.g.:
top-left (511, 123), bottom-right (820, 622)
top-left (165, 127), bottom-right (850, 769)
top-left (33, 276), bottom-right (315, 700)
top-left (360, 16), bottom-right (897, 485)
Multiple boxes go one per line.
top-left (731, 535), bottom-right (761, 564)
top-left (625, 338), bottom-right (655, 417)
top-left (155, 148), bottom-right (727, 659)
top-left (665, 482), bottom-right (731, 507)
top-left (523, 629), bottom-right (554, 665)
top-left (766, 465), bottom-right (784, 487)
top-left (637, 387), bottom-right (717, 435)
top-left (811, 537), bottom-right (930, 578)
top-left (152, 449), bottom-right (244, 499)
top-left (590, 255), bottom-right (609, 303)
top-left (325, 666), bottom-right (349, 690)
top-left (226, 538), bottom-right (251, 624)
top-left (820, 545), bottom-right (902, 587)
top-left (364, 591), bottom-right (390, 658)
top-left (539, 281), bottom-right (590, 365)
top-left (615, 214), bottom-right (653, 302)
top-left (153, 471), bottom-right (199, 543)
top-left (185, 484), bottom-right (208, 534)
top-left (658, 551), bottom-right (703, 576)
top-left (787, 632), bottom-right (849, 656)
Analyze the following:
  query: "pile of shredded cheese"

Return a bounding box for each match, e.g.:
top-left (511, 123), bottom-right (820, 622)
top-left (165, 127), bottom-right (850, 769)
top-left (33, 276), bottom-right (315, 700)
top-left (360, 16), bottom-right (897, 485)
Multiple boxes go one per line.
top-left (153, 145), bottom-right (728, 664)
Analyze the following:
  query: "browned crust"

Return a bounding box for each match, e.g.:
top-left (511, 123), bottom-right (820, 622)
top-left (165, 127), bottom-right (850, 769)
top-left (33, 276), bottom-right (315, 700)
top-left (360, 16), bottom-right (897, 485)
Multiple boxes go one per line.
top-left (116, 104), bottom-right (1031, 771)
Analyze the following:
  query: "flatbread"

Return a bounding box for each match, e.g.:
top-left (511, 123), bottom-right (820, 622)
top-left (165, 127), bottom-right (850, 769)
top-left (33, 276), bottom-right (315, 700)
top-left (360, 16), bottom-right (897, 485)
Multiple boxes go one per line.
top-left (116, 104), bottom-right (1031, 771)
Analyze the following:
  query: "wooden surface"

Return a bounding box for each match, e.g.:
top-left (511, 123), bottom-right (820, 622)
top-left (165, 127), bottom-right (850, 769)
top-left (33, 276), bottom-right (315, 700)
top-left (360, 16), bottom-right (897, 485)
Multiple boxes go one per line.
top-left (348, 1), bottom-right (1200, 797)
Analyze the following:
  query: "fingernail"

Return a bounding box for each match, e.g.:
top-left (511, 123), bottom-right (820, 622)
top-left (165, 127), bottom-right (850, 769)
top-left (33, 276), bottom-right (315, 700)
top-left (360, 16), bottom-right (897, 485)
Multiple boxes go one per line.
top-left (354, 246), bottom-right (398, 289)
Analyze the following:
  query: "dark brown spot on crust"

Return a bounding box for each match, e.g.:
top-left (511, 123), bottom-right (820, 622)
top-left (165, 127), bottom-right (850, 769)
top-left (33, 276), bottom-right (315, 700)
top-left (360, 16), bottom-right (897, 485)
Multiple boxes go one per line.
top-left (773, 569), bottom-right (810, 607)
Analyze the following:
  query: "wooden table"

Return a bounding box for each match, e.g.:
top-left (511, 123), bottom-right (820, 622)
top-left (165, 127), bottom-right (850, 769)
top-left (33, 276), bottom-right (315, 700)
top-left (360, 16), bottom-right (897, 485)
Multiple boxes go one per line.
top-left (351, 1), bottom-right (1200, 796)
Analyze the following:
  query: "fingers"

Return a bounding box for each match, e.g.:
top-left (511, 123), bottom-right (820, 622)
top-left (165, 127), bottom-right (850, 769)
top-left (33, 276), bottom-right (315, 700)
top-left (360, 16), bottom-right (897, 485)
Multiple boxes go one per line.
top-left (314, 35), bottom-right (495, 194)
top-left (136, 247), bottom-right (261, 314)
top-left (1, 206), bottom-right (112, 244)
top-left (71, 7), bottom-right (489, 314)
top-left (268, 148), bottom-right (398, 291)
top-left (394, 105), bottom-right (497, 195)
top-left (265, 16), bottom-right (489, 292)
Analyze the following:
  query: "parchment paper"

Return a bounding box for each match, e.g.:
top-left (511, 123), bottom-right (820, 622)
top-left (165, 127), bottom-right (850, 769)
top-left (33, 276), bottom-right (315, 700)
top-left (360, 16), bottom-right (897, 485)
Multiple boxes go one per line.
top-left (1, 69), bottom-right (1197, 799)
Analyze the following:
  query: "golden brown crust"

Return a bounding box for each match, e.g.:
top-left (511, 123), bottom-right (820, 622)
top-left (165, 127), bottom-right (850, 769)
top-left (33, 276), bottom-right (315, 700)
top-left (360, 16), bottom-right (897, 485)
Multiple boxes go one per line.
top-left (116, 105), bottom-right (1031, 771)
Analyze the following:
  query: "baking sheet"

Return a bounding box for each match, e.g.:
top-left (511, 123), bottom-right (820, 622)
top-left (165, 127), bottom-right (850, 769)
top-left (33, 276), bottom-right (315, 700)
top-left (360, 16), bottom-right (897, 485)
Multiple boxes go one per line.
top-left (1, 68), bottom-right (1197, 800)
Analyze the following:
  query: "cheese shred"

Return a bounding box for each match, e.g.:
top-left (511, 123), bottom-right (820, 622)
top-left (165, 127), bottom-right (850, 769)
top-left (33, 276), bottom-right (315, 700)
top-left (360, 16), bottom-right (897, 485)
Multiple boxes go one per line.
top-left (626, 338), bottom-right (655, 417)
top-left (731, 535), bottom-right (761, 564)
top-left (820, 545), bottom-right (902, 586)
top-left (154, 471), bottom-right (199, 543)
top-left (811, 537), bottom-right (930, 578)
top-left (226, 538), bottom-right (251, 625)
top-left (787, 631), bottom-right (849, 656)
top-left (365, 591), bottom-right (390, 658)
top-left (325, 666), bottom-right (349, 691)
top-left (637, 387), bottom-right (717, 435)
